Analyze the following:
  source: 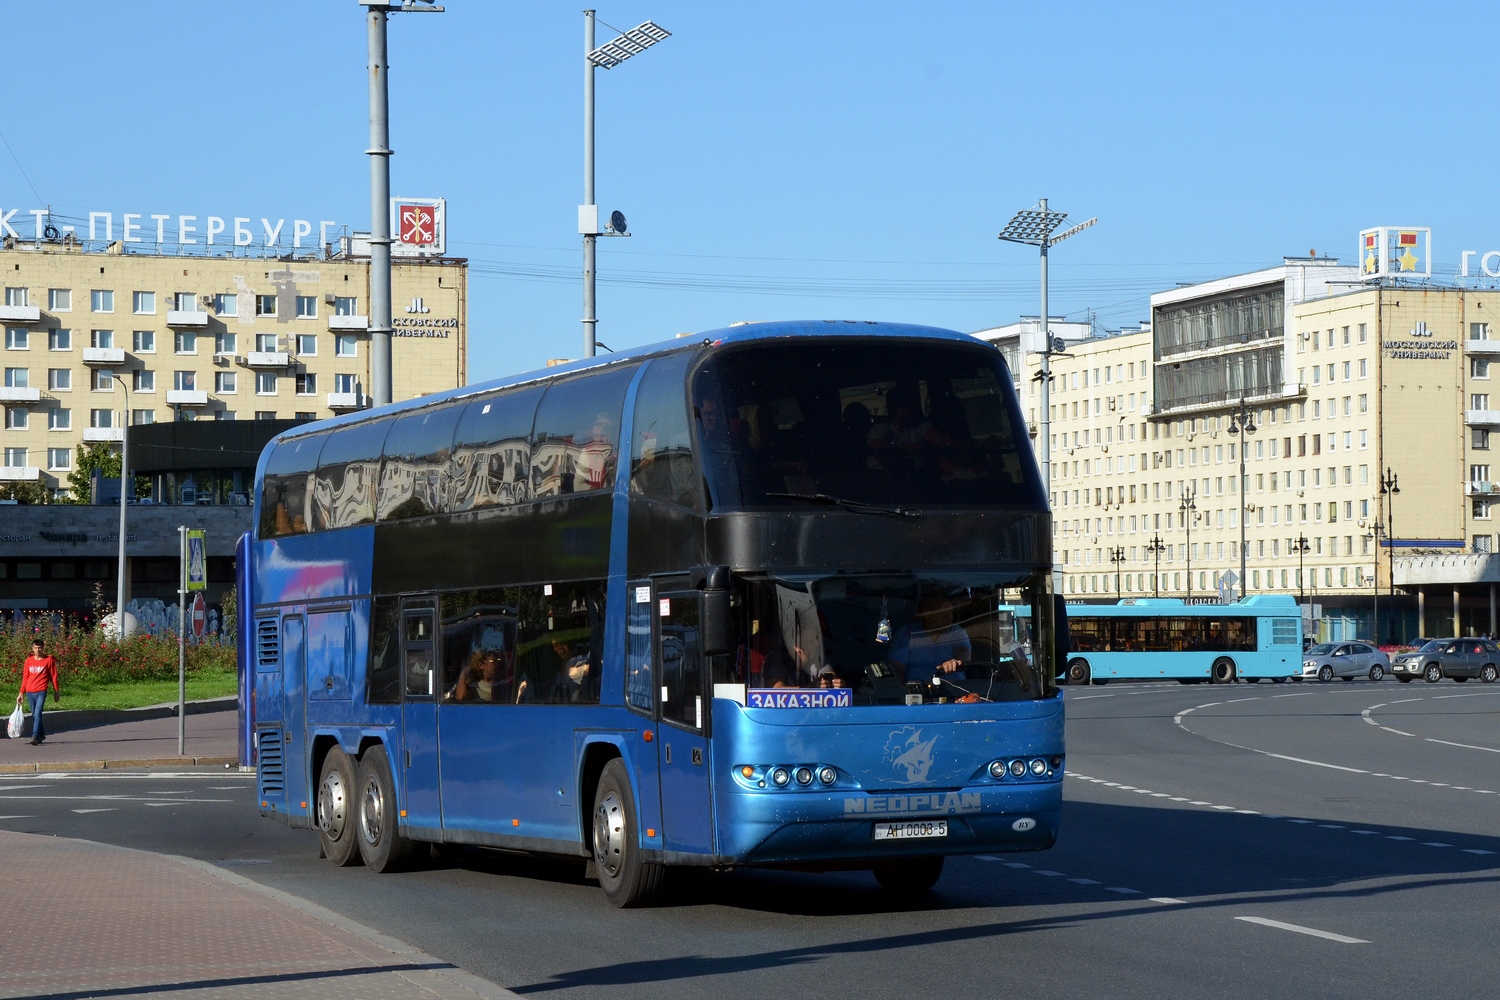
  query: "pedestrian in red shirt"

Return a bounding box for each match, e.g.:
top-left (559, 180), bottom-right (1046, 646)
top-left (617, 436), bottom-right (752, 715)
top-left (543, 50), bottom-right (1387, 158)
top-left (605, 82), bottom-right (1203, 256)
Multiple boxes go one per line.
top-left (16, 638), bottom-right (60, 746)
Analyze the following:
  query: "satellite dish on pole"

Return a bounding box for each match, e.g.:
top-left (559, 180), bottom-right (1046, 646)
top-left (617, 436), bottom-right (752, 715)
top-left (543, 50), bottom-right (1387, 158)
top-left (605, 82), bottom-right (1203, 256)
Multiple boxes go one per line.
top-left (1051, 336), bottom-right (1067, 353)
top-left (609, 210), bottom-right (627, 234)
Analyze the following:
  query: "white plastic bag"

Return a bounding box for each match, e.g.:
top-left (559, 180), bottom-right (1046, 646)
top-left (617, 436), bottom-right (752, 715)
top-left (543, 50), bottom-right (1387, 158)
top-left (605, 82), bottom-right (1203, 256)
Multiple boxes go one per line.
top-left (6, 703), bottom-right (22, 740)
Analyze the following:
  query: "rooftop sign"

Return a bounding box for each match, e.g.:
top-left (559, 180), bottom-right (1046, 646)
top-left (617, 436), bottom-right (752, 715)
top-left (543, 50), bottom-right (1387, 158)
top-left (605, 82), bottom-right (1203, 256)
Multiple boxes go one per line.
top-left (0, 206), bottom-right (342, 249)
top-left (1359, 226), bottom-right (1431, 280)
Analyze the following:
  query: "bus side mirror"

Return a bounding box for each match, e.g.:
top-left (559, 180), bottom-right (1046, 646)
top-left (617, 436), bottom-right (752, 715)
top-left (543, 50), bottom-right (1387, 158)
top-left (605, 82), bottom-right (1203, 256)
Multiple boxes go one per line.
top-left (692, 564), bottom-right (733, 657)
top-left (1053, 594), bottom-right (1071, 676)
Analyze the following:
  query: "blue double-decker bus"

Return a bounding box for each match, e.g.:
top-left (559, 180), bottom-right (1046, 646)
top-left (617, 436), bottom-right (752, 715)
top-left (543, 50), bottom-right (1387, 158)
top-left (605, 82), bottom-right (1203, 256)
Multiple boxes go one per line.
top-left (250, 320), bottom-right (1065, 905)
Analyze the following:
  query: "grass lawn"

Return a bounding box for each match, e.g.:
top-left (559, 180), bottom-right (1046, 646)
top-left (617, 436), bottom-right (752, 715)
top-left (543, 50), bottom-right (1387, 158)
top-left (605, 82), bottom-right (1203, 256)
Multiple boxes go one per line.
top-left (38, 669), bottom-right (241, 712)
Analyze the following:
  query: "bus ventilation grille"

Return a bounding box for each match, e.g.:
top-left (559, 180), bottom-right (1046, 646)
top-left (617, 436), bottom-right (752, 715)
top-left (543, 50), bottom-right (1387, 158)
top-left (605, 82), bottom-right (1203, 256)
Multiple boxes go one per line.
top-left (256, 618), bottom-right (279, 669)
top-left (1272, 618), bottom-right (1299, 646)
top-left (257, 729), bottom-right (284, 797)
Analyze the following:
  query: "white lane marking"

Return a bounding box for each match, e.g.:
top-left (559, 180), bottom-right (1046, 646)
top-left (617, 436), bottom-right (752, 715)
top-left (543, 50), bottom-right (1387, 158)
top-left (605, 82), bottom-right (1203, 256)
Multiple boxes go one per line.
top-left (1386, 836), bottom-right (1414, 841)
top-left (1211, 805), bottom-right (1235, 811)
top-left (1035, 870), bottom-right (1065, 877)
top-left (976, 855), bottom-right (1002, 862)
top-left (1235, 916), bottom-right (1369, 944)
top-left (1318, 824), bottom-right (1345, 829)
top-left (1068, 878), bottom-right (1100, 885)
top-left (1107, 887), bottom-right (1141, 895)
top-left (1151, 897), bottom-right (1187, 904)
top-left (1233, 809), bottom-right (1260, 815)
top-left (0, 785), bottom-right (49, 793)
top-left (1350, 830), bottom-right (1379, 835)
top-left (1422, 842), bottom-right (1452, 848)
top-left (1288, 819), bottom-right (1315, 824)
top-left (70, 808), bottom-right (116, 814)
top-left (1389, 698), bottom-right (1424, 705)
top-left (1426, 738), bottom-right (1500, 754)
top-left (1002, 862), bottom-right (1031, 869)
top-left (1463, 849), bottom-right (1496, 855)
top-left (0, 815), bottom-right (34, 820)
top-left (1271, 692), bottom-right (1315, 698)
top-left (6, 772), bottom-right (252, 781)
top-left (1189, 800), bottom-right (1213, 806)
top-left (1224, 697), bottom-right (1261, 704)
top-left (0, 795), bottom-right (230, 804)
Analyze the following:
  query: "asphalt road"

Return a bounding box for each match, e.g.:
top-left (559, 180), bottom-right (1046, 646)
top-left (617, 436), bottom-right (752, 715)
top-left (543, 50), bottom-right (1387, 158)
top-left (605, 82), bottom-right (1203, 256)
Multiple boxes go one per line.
top-left (3, 679), bottom-right (1498, 999)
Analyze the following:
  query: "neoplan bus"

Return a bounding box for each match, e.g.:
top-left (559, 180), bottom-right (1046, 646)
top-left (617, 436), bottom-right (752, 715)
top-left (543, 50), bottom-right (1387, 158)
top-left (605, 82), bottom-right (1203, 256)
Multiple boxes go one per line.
top-left (249, 320), bottom-right (1066, 905)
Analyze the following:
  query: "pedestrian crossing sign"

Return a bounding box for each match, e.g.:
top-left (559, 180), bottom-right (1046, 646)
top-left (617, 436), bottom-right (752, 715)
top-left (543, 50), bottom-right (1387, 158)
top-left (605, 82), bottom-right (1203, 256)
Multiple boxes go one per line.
top-left (186, 530), bottom-right (207, 591)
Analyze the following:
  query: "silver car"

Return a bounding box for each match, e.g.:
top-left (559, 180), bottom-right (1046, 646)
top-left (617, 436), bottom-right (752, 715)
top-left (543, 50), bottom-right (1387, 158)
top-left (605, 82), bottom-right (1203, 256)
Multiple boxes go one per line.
top-left (1301, 641), bottom-right (1390, 682)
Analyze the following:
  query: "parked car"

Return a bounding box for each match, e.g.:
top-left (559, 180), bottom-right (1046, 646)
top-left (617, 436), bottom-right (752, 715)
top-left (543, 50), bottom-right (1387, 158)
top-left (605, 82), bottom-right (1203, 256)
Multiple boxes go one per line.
top-left (1301, 641), bottom-right (1391, 682)
top-left (1390, 638), bottom-right (1500, 684)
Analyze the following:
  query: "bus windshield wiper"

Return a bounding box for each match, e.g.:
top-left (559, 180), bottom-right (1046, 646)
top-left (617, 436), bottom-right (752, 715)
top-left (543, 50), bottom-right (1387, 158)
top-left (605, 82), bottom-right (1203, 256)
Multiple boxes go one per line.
top-left (764, 492), bottom-right (921, 519)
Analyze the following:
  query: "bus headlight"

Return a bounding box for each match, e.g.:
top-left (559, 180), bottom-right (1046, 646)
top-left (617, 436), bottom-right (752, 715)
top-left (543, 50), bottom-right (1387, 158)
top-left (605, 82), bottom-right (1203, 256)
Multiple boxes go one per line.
top-left (1009, 759), bottom-right (1027, 777)
top-left (817, 766), bottom-right (837, 786)
top-left (989, 760), bottom-right (1007, 779)
top-left (1029, 758), bottom-right (1047, 776)
top-left (794, 766), bottom-right (814, 786)
top-left (770, 767), bottom-right (791, 787)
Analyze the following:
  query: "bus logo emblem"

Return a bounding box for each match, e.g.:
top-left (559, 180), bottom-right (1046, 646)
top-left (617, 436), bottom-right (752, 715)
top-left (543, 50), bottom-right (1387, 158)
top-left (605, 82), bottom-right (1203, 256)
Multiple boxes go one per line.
top-left (885, 727), bottom-right (937, 784)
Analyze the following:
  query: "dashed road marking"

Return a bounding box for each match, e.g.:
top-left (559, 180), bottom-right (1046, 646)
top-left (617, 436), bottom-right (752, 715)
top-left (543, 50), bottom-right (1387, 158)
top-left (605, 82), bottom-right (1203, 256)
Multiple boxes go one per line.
top-left (70, 808), bottom-right (115, 814)
top-left (1150, 897), bottom-right (1187, 904)
top-left (1235, 916), bottom-right (1369, 945)
top-left (0, 815), bottom-right (34, 820)
top-left (1107, 887), bottom-right (1141, 895)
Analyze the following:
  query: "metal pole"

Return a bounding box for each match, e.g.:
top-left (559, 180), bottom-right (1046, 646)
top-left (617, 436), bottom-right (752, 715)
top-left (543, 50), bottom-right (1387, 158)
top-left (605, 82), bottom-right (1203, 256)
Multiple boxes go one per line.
top-left (1372, 524), bottom-right (1380, 645)
top-left (115, 379), bottom-right (130, 637)
top-left (582, 10), bottom-right (597, 359)
top-left (1237, 406), bottom-right (1248, 600)
top-left (1038, 198), bottom-right (1050, 498)
top-left (367, 7), bottom-right (393, 407)
top-left (178, 524), bottom-right (186, 756)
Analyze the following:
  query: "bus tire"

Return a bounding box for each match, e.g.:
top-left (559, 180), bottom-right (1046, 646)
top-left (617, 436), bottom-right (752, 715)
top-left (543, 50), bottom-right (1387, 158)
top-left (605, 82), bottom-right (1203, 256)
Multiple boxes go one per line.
top-left (1066, 658), bottom-right (1091, 685)
top-left (355, 745), bottom-right (415, 873)
top-left (592, 759), bottom-right (663, 908)
top-left (1211, 657), bottom-right (1237, 684)
top-left (317, 747), bottom-right (361, 867)
top-left (1271, 676), bottom-right (1286, 684)
top-left (873, 856), bottom-right (945, 896)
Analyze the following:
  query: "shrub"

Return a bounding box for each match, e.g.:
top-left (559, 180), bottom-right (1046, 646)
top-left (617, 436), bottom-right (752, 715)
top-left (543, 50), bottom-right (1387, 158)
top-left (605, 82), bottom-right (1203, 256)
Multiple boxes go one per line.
top-left (0, 614), bottom-right (236, 688)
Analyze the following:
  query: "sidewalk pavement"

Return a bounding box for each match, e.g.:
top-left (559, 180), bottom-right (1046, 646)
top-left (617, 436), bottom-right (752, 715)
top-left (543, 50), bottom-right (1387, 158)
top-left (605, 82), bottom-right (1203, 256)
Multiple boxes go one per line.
top-left (0, 705), bottom-right (239, 772)
top-left (0, 830), bottom-right (516, 999)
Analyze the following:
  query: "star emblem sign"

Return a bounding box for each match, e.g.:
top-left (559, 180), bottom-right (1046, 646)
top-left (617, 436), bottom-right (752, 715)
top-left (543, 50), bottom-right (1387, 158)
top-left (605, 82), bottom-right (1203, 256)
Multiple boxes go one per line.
top-left (1397, 248), bottom-right (1419, 272)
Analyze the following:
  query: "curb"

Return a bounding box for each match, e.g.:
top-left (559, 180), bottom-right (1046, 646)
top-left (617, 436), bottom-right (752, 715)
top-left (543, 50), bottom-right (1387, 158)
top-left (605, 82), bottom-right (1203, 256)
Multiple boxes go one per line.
top-left (0, 755), bottom-right (237, 774)
top-left (14, 695), bottom-right (239, 734)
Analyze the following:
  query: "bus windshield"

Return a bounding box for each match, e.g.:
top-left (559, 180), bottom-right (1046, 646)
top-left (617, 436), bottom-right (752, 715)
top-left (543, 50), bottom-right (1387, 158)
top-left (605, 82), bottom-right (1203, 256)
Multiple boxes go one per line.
top-left (692, 341), bottom-right (1042, 509)
top-left (726, 572), bottom-right (1054, 703)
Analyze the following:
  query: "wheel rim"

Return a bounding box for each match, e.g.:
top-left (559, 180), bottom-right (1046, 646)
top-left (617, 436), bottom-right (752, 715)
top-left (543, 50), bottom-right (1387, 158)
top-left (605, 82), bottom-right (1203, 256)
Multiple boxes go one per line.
top-left (318, 769), bottom-right (347, 838)
top-left (1426, 665), bottom-right (1441, 682)
top-left (1371, 666), bottom-right (1383, 681)
top-left (1068, 661), bottom-right (1087, 683)
top-left (359, 774), bottom-right (384, 846)
top-left (593, 789), bottom-right (626, 877)
top-left (1485, 666), bottom-right (1497, 683)
top-left (1319, 667), bottom-right (1332, 682)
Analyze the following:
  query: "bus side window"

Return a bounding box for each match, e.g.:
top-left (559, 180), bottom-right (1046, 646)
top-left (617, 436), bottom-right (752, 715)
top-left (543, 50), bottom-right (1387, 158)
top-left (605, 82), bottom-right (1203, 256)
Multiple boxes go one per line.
top-left (533, 365), bottom-right (637, 498)
top-left (630, 353), bottom-right (703, 510)
top-left (367, 596), bottom-right (401, 704)
top-left (625, 580), bottom-right (654, 716)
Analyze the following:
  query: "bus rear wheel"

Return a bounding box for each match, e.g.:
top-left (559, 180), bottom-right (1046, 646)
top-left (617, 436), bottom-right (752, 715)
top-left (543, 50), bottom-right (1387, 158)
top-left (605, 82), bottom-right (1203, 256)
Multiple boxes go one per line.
top-left (1066, 658), bottom-right (1091, 686)
top-left (317, 748), bottom-right (361, 867)
top-left (592, 759), bottom-right (664, 908)
top-left (1211, 657), bottom-right (1237, 684)
top-left (873, 856), bottom-right (945, 896)
top-left (356, 745), bottom-right (415, 873)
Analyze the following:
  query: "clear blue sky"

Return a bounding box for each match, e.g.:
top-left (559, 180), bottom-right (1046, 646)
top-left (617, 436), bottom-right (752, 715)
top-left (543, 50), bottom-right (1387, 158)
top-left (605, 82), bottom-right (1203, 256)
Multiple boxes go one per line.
top-left (3, 2), bottom-right (1496, 381)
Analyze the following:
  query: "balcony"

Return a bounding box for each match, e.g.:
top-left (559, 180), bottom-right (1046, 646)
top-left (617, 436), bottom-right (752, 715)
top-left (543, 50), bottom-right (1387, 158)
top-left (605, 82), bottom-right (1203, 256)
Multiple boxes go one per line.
top-left (82, 347), bottom-right (126, 366)
top-left (1467, 339), bottom-right (1500, 354)
top-left (0, 466), bottom-right (41, 481)
top-left (326, 391), bottom-right (363, 410)
top-left (328, 314), bottom-right (368, 331)
top-left (165, 389), bottom-right (209, 406)
top-left (1465, 409), bottom-right (1500, 426)
top-left (1466, 481), bottom-right (1499, 496)
top-left (0, 304), bottom-right (41, 323)
top-left (166, 310), bottom-right (209, 328)
top-left (245, 352), bottom-right (289, 368)
top-left (82, 426), bottom-right (123, 443)
top-left (0, 386), bottom-right (41, 403)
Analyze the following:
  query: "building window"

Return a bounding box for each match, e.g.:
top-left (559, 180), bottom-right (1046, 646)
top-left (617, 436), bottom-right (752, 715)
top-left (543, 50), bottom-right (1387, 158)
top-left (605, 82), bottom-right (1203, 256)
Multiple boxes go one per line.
top-left (295, 411), bottom-right (317, 422)
top-left (47, 369), bottom-right (70, 391)
top-left (46, 447), bottom-right (70, 470)
top-left (174, 371), bottom-right (196, 391)
top-left (5, 288), bottom-right (29, 307)
top-left (1475, 428), bottom-right (1491, 450)
top-left (335, 296), bottom-right (358, 316)
top-left (1473, 322), bottom-right (1490, 341)
top-left (47, 408), bottom-right (70, 431)
top-left (215, 410), bottom-right (236, 421)
top-left (174, 292), bottom-right (198, 312)
top-left (1474, 359), bottom-right (1491, 380)
top-left (1358, 359), bottom-right (1367, 378)
top-left (91, 329), bottom-right (113, 349)
top-left (255, 410), bottom-right (277, 420)
top-left (1474, 499), bottom-right (1492, 519)
top-left (295, 334), bottom-right (317, 355)
top-left (213, 293), bottom-right (238, 317)
top-left (1474, 394), bottom-right (1490, 411)
top-left (1476, 535), bottom-right (1494, 554)
top-left (91, 289), bottom-right (114, 313)
top-left (133, 370), bottom-right (155, 392)
top-left (295, 296), bottom-right (317, 319)
top-left (1358, 394), bottom-right (1368, 413)
top-left (3, 367), bottom-right (26, 388)
top-left (1358, 323), bottom-right (1367, 343)
top-left (334, 373), bottom-right (357, 394)
top-left (5, 328), bottom-right (28, 350)
top-left (131, 409), bottom-right (154, 425)
top-left (2, 446), bottom-right (27, 466)
top-left (4, 408), bottom-right (27, 430)
top-left (256, 294), bottom-right (277, 317)
top-left (89, 408), bottom-right (113, 428)
top-left (334, 333), bottom-right (357, 357)
top-left (133, 330), bottom-right (155, 353)
top-left (214, 332), bottom-right (236, 355)
top-left (174, 331), bottom-right (197, 354)
top-left (48, 329), bottom-right (70, 351)
top-left (92, 369), bottom-right (114, 391)
top-left (1359, 429), bottom-right (1368, 449)
top-left (1472, 464), bottom-right (1491, 484)
top-left (295, 372), bottom-right (317, 395)
top-left (132, 291), bottom-right (155, 314)
top-left (256, 372), bottom-right (277, 395)
top-left (215, 371), bottom-right (236, 394)
top-left (176, 408), bottom-right (197, 422)
top-left (48, 289), bottom-right (71, 312)
top-left (255, 333), bottom-right (278, 353)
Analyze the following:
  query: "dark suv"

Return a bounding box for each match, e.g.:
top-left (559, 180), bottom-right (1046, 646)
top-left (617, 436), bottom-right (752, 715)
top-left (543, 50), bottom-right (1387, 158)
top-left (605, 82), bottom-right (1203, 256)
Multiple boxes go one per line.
top-left (1390, 638), bottom-right (1500, 684)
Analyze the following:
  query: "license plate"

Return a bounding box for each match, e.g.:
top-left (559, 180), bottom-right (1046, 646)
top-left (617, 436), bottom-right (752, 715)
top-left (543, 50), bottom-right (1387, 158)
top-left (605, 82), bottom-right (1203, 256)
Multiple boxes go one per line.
top-left (873, 820), bottom-right (948, 841)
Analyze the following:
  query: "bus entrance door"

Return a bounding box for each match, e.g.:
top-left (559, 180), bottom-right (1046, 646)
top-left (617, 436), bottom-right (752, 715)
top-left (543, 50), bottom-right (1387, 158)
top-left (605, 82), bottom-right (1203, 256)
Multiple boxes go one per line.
top-left (400, 601), bottom-right (442, 835)
top-left (656, 589), bottom-right (715, 858)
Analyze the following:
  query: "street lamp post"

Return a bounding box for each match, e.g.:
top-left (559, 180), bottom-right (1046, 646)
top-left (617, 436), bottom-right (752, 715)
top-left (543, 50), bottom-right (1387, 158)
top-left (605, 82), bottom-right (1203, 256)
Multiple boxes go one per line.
top-left (581, 14), bottom-right (670, 359)
top-left (1180, 488), bottom-right (1198, 602)
top-left (998, 201), bottom-right (1096, 500)
top-left (1109, 546), bottom-right (1125, 598)
top-left (1146, 534), bottom-right (1166, 597)
top-left (1381, 468), bottom-right (1401, 643)
top-left (110, 373), bottom-right (131, 636)
top-left (1228, 400), bottom-right (1257, 599)
top-left (1294, 534), bottom-right (1311, 608)
top-left (1368, 521), bottom-right (1383, 644)
top-left (359, 0), bottom-right (445, 408)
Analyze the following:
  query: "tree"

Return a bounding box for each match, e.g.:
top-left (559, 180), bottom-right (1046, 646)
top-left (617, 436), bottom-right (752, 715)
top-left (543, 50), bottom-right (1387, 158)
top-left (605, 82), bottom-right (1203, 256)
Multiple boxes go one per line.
top-left (0, 480), bottom-right (52, 504)
top-left (64, 442), bottom-right (148, 504)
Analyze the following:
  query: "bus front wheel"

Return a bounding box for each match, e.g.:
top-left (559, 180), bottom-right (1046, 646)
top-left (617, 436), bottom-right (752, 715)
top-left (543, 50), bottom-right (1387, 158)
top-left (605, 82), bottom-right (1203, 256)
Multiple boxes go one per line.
top-left (1066, 658), bottom-right (1091, 686)
top-left (317, 748), bottom-right (361, 867)
top-left (1211, 657), bottom-right (1237, 684)
top-left (593, 759), bottom-right (664, 908)
top-left (356, 745), bottom-right (416, 873)
top-left (874, 856), bottom-right (945, 896)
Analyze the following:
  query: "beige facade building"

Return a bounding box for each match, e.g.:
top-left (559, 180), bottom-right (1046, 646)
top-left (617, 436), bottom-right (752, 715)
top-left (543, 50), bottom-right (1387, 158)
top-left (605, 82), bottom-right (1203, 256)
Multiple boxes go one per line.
top-left (981, 258), bottom-right (1500, 642)
top-left (0, 241), bottom-right (466, 497)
